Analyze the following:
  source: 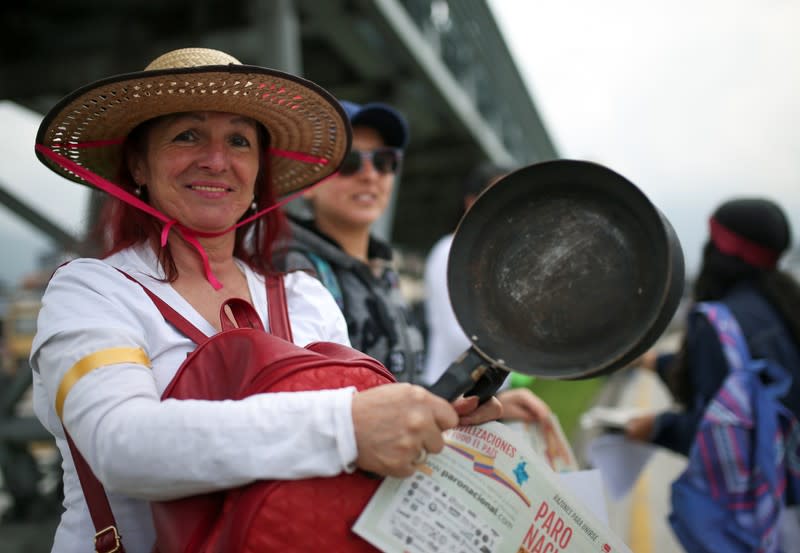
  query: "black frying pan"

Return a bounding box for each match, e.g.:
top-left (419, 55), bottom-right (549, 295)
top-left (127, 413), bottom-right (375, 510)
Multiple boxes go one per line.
top-left (429, 159), bottom-right (685, 401)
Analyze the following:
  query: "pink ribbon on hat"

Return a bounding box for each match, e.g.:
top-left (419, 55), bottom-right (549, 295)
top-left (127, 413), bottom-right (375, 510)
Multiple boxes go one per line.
top-left (36, 144), bottom-right (336, 290)
top-left (709, 217), bottom-right (780, 269)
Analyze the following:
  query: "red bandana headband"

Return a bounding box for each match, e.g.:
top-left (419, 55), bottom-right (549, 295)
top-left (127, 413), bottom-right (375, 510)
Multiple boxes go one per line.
top-left (36, 144), bottom-right (334, 290)
top-left (709, 217), bottom-right (780, 270)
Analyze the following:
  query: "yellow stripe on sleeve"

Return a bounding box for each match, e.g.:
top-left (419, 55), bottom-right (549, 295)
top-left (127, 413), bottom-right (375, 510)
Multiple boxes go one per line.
top-left (56, 347), bottom-right (151, 419)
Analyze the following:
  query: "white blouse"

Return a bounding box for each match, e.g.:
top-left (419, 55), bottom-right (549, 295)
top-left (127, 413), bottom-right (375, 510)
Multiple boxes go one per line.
top-left (31, 243), bottom-right (356, 553)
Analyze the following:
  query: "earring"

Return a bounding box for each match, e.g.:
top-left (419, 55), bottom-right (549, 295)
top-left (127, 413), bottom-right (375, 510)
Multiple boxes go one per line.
top-left (251, 198), bottom-right (257, 211)
top-left (135, 184), bottom-right (142, 197)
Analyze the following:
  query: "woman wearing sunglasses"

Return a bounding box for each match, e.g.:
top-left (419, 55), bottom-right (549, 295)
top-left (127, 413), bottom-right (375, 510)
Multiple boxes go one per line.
top-left (277, 100), bottom-right (425, 382)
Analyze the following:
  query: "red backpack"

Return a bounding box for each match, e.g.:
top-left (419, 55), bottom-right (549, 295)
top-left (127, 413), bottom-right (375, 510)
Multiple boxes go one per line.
top-left (69, 273), bottom-right (394, 553)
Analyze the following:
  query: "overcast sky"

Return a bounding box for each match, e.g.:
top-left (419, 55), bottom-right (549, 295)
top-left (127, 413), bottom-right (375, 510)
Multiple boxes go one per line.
top-left (488, 0), bottom-right (800, 275)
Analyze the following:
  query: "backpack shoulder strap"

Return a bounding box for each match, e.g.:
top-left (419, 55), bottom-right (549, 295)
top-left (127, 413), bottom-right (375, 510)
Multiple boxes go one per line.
top-left (305, 252), bottom-right (345, 311)
top-left (281, 247), bottom-right (345, 311)
top-left (117, 269), bottom-right (293, 344)
top-left (266, 273), bottom-right (293, 342)
top-left (693, 301), bottom-right (752, 372)
top-left (115, 269), bottom-right (208, 345)
top-left (64, 430), bottom-right (126, 553)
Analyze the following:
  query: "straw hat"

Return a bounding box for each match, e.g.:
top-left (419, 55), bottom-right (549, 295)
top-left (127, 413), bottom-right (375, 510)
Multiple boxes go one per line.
top-left (35, 47), bottom-right (351, 197)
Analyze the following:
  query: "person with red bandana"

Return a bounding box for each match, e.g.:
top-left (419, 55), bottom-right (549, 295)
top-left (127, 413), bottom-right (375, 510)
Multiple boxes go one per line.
top-left (625, 198), bottom-right (800, 460)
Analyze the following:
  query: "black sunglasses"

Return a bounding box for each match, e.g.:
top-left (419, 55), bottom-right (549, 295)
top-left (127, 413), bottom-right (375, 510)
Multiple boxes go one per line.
top-left (338, 148), bottom-right (403, 176)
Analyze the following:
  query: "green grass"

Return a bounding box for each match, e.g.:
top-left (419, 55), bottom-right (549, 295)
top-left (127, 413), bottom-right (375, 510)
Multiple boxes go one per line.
top-left (519, 376), bottom-right (606, 440)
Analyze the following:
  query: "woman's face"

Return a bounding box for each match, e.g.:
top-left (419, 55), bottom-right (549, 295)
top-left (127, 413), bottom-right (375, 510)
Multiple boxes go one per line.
top-left (303, 126), bottom-right (395, 231)
top-left (129, 111), bottom-right (260, 233)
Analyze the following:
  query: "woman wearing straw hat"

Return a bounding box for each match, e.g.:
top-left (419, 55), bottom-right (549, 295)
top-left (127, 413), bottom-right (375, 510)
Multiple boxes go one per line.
top-left (31, 47), bottom-right (501, 553)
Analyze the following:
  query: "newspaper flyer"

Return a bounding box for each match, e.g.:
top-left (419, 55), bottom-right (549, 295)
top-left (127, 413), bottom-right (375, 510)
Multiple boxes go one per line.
top-left (505, 413), bottom-right (580, 472)
top-left (353, 421), bottom-right (631, 553)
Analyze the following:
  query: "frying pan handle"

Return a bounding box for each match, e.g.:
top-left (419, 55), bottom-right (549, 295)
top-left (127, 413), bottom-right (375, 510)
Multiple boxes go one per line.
top-left (427, 347), bottom-right (509, 402)
top-left (464, 365), bottom-right (510, 404)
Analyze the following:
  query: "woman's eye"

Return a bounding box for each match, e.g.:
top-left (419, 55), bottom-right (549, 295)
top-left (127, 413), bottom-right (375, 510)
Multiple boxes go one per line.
top-left (230, 134), bottom-right (251, 148)
top-left (173, 130), bottom-right (197, 142)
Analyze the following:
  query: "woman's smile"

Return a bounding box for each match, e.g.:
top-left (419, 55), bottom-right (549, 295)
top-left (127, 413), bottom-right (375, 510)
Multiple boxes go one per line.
top-left (351, 191), bottom-right (379, 204)
top-left (186, 181), bottom-right (236, 197)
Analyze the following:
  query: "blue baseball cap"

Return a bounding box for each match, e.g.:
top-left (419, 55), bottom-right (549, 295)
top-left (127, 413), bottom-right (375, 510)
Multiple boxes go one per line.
top-left (340, 100), bottom-right (409, 149)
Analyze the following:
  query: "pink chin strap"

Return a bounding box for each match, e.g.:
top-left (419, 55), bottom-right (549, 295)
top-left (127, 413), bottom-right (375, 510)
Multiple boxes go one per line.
top-left (36, 144), bottom-right (335, 290)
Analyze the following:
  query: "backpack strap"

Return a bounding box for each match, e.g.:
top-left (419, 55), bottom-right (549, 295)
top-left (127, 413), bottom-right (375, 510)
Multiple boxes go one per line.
top-left (115, 270), bottom-right (209, 345)
top-left (116, 269), bottom-right (291, 343)
top-left (693, 302), bottom-right (752, 372)
top-left (305, 252), bottom-right (345, 311)
top-left (63, 431), bottom-right (126, 553)
top-left (266, 273), bottom-right (292, 341)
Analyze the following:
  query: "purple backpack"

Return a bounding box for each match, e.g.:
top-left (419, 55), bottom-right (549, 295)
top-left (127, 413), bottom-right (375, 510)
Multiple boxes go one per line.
top-left (669, 302), bottom-right (800, 553)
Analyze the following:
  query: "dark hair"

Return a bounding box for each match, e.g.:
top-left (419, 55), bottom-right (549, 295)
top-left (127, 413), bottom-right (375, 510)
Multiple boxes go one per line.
top-left (97, 117), bottom-right (287, 280)
top-left (667, 199), bottom-right (800, 402)
top-left (462, 161), bottom-right (513, 198)
top-left (449, 161), bottom-right (513, 227)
